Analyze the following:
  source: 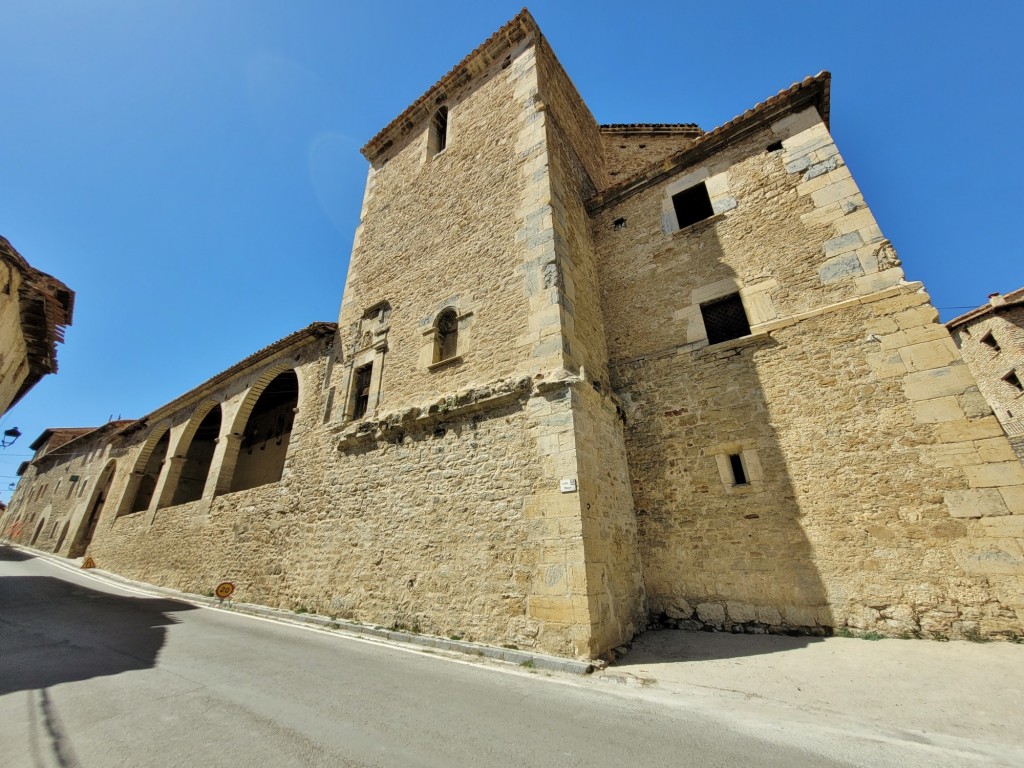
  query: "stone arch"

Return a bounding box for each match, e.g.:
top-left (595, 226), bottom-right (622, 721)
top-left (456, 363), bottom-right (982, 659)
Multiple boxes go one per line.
top-left (55, 520), bottom-right (70, 553)
top-left (433, 307), bottom-right (459, 363)
top-left (214, 365), bottom-right (301, 495)
top-left (69, 460), bottom-right (116, 558)
top-left (115, 424), bottom-right (172, 518)
top-left (163, 402), bottom-right (223, 508)
top-left (31, 516), bottom-right (47, 545)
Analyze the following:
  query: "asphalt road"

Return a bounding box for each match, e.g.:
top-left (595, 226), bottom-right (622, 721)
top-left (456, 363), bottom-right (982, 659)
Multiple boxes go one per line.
top-left (0, 547), bottom-right (875, 767)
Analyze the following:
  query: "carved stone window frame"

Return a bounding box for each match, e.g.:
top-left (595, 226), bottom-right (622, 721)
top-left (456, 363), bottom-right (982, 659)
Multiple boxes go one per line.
top-left (421, 303), bottom-right (474, 371)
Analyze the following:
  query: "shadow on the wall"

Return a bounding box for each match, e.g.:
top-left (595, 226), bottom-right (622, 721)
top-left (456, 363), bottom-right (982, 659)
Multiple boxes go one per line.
top-left (0, 560), bottom-right (196, 696)
top-left (610, 201), bottom-right (834, 652)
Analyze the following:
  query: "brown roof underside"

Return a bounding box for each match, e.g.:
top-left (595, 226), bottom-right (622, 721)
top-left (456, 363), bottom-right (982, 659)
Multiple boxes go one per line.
top-left (1, 236), bottom-right (75, 411)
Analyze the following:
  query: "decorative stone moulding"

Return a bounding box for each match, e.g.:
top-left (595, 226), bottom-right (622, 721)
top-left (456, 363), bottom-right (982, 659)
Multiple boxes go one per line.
top-left (334, 371), bottom-right (584, 451)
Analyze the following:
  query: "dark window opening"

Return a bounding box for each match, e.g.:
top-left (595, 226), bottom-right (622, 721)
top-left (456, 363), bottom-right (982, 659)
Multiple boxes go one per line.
top-left (729, 454), bottom-right (748, 486)
top-left (430, 106), bottom-right (448, 155)
top-left (612, 217), bottom-right (626, 230)
top-left (1004, 370), bottom-right (1023, 392)
top-left (701, 293), bottom-right (751, 345)
top-left (169, 406), bottom-right (221, 507)
top-left (434, 308), bottom-right (459, 363)
top-left (766, 140), bottom-right (783, 153)
top-left (672, 182), bottom-right (715, 230)
top-left (231, 370), bottom-right (299, 493)
top-left (980, 332), bottom-right (1000, 352)
top-left (352, 364), bottom-right (373, 420)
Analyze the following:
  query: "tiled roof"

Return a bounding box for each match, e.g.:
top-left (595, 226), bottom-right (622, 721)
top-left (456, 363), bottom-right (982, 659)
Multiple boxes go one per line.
top-left (946, 287), bottom-right (1024, 328)
top-left (587, 72), bottom-right (832, 213)
top-left (119, 321), bottom-right (337, 434)
top-left (30, 422), bottom-right (133, 464)
top-left (600, 124), bottom-right (702, 134)
top-left (29, 427), bottom-right (95, 452)
top-left (361, 9), bottom-right (539, 164)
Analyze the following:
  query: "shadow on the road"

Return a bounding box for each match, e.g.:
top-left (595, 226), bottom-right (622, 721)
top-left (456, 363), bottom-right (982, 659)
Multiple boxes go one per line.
top-left (0, 574), bottom-right (197, 696)
top-left (612, 628), bottom-right (825, 667)
top-left (0, 546), bottom-right (34, 561)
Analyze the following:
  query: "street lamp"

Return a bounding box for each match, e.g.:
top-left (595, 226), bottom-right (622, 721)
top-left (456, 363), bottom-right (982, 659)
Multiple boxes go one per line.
top-left (1, 427), bottom-right (21, 448)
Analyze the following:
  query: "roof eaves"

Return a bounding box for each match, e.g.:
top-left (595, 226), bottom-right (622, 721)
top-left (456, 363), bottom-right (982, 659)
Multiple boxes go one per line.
top-left (360, 9), bottom-right (540, 165)
top-left (586, 72), bottom-right (831, 215)
top-left (122, 321), bottom-right (337, 435)
top-left (946, 290), bottom-right (1024, 329)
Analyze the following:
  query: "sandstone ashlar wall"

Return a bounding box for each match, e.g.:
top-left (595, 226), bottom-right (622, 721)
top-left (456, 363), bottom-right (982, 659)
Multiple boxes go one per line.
top-left (951, 304), bottom-right (1024, 462)
top-left (594, 105), bottom-right (1024, 638)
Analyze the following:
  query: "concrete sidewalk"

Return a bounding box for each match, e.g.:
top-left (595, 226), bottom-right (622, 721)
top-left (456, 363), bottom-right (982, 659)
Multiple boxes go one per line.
top-left (594, 629), bottom-right (1024, 763)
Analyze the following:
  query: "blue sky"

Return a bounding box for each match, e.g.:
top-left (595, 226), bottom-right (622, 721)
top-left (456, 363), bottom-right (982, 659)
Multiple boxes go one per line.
top-left (1, 1), bottom-right (1022, 500)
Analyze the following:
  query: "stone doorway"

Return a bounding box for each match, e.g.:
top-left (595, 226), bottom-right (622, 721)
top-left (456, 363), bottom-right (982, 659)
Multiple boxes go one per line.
top-left (69, 462), bottom-right (116, 558)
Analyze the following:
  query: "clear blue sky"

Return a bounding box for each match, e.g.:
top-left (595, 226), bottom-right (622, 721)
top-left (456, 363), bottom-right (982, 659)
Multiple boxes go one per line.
top-left (2, 1), bottom-right (1022, 500)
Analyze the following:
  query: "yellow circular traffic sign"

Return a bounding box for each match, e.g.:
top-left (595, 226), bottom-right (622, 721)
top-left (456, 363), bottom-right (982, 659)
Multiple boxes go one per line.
top-left (214, 582), bottom-right (235, 599)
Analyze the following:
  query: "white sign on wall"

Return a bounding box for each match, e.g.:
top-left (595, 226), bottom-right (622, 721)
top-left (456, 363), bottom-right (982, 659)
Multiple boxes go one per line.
top-left (559, 477), bottom-right (578, 493)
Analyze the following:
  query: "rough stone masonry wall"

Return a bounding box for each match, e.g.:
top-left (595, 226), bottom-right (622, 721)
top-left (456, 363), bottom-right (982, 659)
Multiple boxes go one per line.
top-left (334, 39), bottom-right (550, 412)
top-left (952, 306), bottom-right (1024, 462)
top-left (594, 107), bottom-right (1024, 637)
top-left (600, 130), bottom-right (700, 186)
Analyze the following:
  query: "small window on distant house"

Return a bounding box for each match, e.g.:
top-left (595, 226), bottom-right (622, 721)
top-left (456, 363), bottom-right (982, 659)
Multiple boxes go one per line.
top-left (1004, 370), bottom-right (1023, 392)
top-left (729, 454), bottom-right (748, 486)
top-left (351, 364), bottom-right (373, 420)
top-left (701, 293), bottom-right (751, 345)
top-left (980, 331), bottom-right (1000, 352)
top-left (434, 308), bottom-right (459, 363)
top-left (672, 182), bottom-right (714, 230)
top-left (429, 106), bottom-right (449, 156)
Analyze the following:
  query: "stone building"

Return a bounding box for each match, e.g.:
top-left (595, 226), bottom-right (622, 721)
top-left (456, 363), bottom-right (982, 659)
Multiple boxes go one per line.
top-left (3, 11), bottom-right (1024, 658)
top-left (0, 236), bottom-right (74, 415)
top-left (947, 289), bottom-right (1024, 462)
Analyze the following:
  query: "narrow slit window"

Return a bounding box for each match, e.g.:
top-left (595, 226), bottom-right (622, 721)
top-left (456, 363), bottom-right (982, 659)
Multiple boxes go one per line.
top-left (671, 182), bottom-right (714, 230)
top-left (352, 364), bottom-right (373, 420)
top-left (980, 332), bottom-right (1000, 352)
top-left (701, 293), bottom-right (751, 345)
top-left (430, 106), bottom-right (449, 156)
top-left (729, 454), bottom-right (748, 486)
top-left (1003, 370), bottom-right (1023, 392)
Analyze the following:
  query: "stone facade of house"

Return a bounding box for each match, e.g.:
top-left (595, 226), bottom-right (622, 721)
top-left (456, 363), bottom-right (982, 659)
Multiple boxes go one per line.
top-left (4, 11), bottom-right (1023, 657)
top-left (948, 290), bottom-right (1024, 463)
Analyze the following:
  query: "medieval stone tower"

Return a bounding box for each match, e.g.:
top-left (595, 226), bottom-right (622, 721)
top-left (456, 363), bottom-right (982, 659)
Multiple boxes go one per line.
top-left (5, 10), bottom-right (1024, 659)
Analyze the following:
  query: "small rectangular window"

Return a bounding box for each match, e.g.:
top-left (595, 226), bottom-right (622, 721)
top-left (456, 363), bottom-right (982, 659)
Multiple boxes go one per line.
top-left (352, 364), bottom-right (373, 420)
top-left (729, 454), bottom-right (748, 485)
top-left (1004, 370), bottom-right (1023, 392)
top-left (701, 293), bottom-right (751, 345)
top-left (672, 182), bottom-right (715, 230)
top-left (980, 331), bottom-right (1000, 352)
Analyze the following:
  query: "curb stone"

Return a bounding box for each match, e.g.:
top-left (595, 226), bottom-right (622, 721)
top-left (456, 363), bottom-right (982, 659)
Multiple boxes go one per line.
top-left (3, 542), bottom-right (596, 675)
